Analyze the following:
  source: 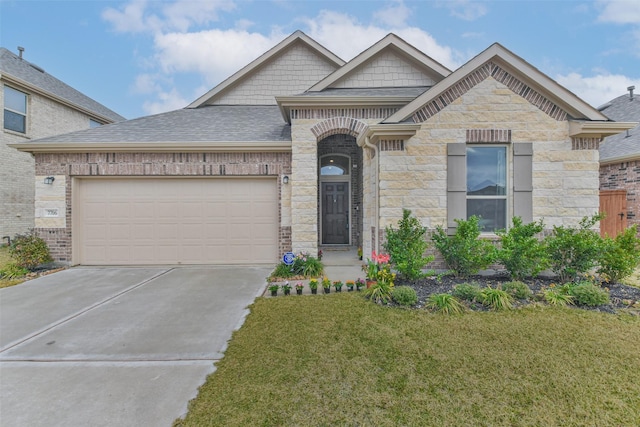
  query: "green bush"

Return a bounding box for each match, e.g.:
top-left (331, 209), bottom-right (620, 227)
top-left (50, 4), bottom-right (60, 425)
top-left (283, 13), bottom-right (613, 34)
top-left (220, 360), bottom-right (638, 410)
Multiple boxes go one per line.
top-left (480, 287), bottom-right (512, 311)
top-left (384, 209), bottom-right (434, 280)
top-left (269, 252), bottom-right (323, 279)
top-left (0, 262), bottom-right (30, 279)
top-left (545, 215), bottom-right (603, 282)
top-left (392, 286), bottom-right (418, 306)
top-left (9, 231), bottom-right (53, 270)
top-left (542, 287), bottom-right (574, 306)
top-left (431, 216), bottom-right (496, 278)
top-left (426, 293), bottom-right (465, 315)
top-left (496, 217), bottom-right (548, 280)
top-left (598, 225), bottom-right (640, 283)
top-left (570, 281), bottom-right (610, 307)
top-left (452, 282), bottom-right (482, 301)
top-left (501, 281), bottom-right (533, 300)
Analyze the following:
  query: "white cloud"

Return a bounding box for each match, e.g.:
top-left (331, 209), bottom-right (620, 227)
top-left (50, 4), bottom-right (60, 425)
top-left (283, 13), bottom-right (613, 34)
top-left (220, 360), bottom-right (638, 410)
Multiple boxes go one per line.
top-left (555, 72), bottom-right (638, 108)
top-left (303, 10), bottom-right (461, 69)
top-left (102, 0), bottom-right (235, 34)
top-left (597, 0), bottom-right (640, 24)
top-left (373, 0), bottom-right (411, 27)
top-left (142, 88), bottom-right (190, 115)
top-left (153, 29), bottom-right (285, 85)
top-left (439, 0), bottom-right (487, 21)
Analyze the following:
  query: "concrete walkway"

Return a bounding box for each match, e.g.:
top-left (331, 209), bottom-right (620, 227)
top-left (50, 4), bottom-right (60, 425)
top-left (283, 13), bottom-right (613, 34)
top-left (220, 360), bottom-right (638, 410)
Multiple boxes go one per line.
top-left (0, 266), bottom-right (269, 427)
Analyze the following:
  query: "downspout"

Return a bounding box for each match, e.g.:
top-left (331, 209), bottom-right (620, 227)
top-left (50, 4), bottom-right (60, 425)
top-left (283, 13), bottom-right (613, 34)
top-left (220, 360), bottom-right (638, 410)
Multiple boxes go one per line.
top-left (363, 136), bottom-right (380, 254)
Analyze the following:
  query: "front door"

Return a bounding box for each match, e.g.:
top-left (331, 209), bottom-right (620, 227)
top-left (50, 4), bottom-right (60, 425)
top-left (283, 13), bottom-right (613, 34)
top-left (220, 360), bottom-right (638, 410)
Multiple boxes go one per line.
top-left (322, 182), bottom-right (349, 244)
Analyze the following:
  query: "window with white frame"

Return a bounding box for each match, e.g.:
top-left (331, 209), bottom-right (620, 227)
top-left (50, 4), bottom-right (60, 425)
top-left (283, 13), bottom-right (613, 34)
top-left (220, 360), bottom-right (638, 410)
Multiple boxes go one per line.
top-left (3, 86), bottom-right (27, 133)
top-left (466, 145), bottom-right (507, 232)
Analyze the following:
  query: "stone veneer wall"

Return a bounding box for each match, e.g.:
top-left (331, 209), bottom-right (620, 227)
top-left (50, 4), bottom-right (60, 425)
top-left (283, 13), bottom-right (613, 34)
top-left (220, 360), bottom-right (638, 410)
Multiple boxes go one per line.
top-left (33, 151), bottom-right (291, 263)
top-left (600, 160), bottom-right (640, 229)
top-left (374, 76), bottom-right (600, 269)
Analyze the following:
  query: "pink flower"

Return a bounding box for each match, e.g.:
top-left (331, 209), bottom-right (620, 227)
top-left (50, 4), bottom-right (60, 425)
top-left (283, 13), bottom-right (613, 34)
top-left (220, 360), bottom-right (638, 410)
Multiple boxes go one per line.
top-left (372, 251), bottom-right (390, 264)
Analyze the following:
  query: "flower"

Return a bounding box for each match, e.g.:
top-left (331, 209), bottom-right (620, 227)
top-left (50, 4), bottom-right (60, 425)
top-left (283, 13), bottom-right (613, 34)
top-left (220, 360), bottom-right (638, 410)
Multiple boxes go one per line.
top-left (281, 281), bottom-right (292, 291)
top-left (355, 278), bottom-right (365, 287)
top-left (308, 279), bottom-right (318, 289)
top-left (322, 277), bottom-right (331, 288)
top-left (364, 251), bottom-right (391, 280)
top-left (295, 282), bottom-right (304, 290)
top-left (346, 280), bottom-right (355, 286)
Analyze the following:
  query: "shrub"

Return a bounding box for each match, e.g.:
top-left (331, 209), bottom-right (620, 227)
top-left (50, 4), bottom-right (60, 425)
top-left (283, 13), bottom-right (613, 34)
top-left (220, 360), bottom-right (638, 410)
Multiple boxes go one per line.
top-left (426, 293), bottom-right (465, 315)
top-left (392, 286), bottom-right (418, 306)
top-left (570, 281), bottom-right (610, 307)
top-left (545, 215), bottom-right (603, 282)
top-left (598, 225), bottom-right (640, 283)
top-left (9, 231), bottom-right (53, 270)
top-left (0, 262), bottom-right (30, 279)
top-left (431, 216), bottom-right (496, 278)
top-left (452, 282), bottom-right (482, 301)
top-left (364, 266), bottom-right (395, 304)
top-left (495, 217), bottom-right (548, 280)
top-left (479, 287), bottom-right (512, 311)
top-left (269, 252), bottom-right (323, 279)
top-left (383, 209), bottom-right (434, 280)
top-left (501, 281), bottom-right (532, 300)
top-left (543, 287), bottom-right (574, 306)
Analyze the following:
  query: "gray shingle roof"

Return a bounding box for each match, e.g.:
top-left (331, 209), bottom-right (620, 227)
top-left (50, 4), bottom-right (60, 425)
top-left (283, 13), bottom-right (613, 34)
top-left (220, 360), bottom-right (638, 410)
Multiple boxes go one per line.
top-left (599, 93), bottom-right (640, 162)
top-left (297, 87), bottom-right (430, 98)
top-left (0, 47), bottom-right (125, 123)
top-left (24, 105), bottom-right (290, 144)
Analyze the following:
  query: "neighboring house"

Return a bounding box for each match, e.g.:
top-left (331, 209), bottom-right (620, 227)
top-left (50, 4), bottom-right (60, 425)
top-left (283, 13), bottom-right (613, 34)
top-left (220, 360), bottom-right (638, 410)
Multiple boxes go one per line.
top-left (1, 47), bottom-right (124, 244)
top-left (10, 31), bottom-right (635, 266)
top-left (598, 86), bottom-right (639, 236)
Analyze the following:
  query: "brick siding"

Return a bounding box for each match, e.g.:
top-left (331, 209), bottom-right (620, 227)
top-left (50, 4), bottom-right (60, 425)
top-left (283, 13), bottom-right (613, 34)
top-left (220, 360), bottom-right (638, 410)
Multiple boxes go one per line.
top-left (34, 151), bottom-right (292, 263)
top-left (413, 61), bottom-right (568, 123)
top-left (600, 160), bottom-right (640, 229)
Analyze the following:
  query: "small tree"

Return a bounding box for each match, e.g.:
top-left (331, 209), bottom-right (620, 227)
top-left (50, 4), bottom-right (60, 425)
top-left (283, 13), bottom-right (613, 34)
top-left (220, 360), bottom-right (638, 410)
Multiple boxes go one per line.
top-left (383, 209), bottom-right (433, 280)
top-left (495, 217), bottom-right (548, 281)
top-left (598, 225), bottom-right (640, 283)
top-left (9, 231), bottom-right (53, 270)
top-left (545, 214), bottom-right (603, 282)
top-left (431, 216), bottom-right (496, 278)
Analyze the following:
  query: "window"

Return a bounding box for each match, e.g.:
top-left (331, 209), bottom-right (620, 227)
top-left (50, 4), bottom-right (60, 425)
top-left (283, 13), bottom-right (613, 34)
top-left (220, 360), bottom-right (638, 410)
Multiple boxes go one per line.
top-left (4, 86), bottom-right (27, 133)
top-left (320, 155), bottom-right (349, 176)
top-left (466, 146), bottom-right (507, 232)
top-left (89, 119), bottom-right (102, 128)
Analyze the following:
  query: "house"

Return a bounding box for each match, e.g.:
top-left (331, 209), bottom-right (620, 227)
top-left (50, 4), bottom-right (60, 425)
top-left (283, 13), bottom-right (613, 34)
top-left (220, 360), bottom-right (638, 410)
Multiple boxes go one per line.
top-left (598, 86), bottom-right (639, 237)
top-left (10, 31), bottom-right (635, 266)
top-left (1, 47), bottom-right (124, 244)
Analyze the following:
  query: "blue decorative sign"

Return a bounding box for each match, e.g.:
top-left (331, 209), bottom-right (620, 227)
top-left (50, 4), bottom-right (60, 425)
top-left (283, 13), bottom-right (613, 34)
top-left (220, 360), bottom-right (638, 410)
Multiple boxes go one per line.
top-left (283, 252), bottom-right (295, 266)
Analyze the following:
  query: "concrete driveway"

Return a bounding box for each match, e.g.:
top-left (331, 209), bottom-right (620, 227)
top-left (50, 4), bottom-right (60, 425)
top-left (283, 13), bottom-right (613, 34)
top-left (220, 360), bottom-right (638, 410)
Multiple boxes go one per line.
top-left (0, 266), bottom-right (269, 426)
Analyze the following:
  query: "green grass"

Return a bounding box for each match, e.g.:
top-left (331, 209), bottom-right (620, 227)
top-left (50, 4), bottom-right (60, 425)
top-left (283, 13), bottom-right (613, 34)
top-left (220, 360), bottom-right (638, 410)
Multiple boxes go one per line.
top-left (0, 246), bottom-right (25, 289)
top-left (622, 266), bottom-right (640, 288)
top-left (176, 294), bottom-right (640, 426)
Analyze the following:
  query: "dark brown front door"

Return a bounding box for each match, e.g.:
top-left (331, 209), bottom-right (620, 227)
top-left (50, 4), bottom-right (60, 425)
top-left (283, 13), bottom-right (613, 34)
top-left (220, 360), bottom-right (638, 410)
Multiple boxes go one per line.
top-left (322, 182), bottom-right (349, 244)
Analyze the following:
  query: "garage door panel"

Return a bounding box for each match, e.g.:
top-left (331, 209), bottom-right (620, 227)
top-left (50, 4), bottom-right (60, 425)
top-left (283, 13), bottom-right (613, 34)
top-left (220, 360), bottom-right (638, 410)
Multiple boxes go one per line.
top-left (77, 178), bottom-right (277, 265)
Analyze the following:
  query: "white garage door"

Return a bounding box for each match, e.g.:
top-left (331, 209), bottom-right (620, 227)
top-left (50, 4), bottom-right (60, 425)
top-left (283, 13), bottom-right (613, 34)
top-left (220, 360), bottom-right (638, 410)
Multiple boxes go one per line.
top-left (75, 178), bottom-right (278, 265)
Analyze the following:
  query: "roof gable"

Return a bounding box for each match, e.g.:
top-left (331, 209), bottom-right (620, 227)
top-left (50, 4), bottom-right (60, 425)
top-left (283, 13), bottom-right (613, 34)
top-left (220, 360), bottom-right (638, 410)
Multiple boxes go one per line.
top-left (308, 33), bottom-right (451, 92)
top-left (0, 47), bottom-right (124, 122)
top-left (188, 31), bottom-right (345, 108)
top-left (385, 43), bottom-right (609, 123)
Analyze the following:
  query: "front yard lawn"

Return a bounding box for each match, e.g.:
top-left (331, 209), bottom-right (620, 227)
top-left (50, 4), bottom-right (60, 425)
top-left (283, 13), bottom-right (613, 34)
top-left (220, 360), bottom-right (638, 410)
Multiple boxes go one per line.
top-left (176, 294), bottom-right (640, 426)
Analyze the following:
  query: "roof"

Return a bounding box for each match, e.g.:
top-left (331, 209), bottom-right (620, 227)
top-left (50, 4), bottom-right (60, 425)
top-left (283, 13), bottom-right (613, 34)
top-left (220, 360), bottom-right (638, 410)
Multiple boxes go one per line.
top-left (293, 87), bottom-right (430, 98)
top-left (599, 92), bottom-right (640, 163)
top-left (0, 47), bottom-right (125, 123)
top-left (11, 105), bottom-right (290, 152)
top-left (307, 33), bottom-right (451, 92)
top-left (188, 31), bottom-right (345, 108)
top-left (385, 43), bottom-right (610, 123)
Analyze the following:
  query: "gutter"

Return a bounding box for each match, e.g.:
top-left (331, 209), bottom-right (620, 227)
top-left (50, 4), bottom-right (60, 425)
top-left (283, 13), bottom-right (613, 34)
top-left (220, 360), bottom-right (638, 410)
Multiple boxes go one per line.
top-left (8, 141), bottom-right (293, 153)
top-left (363, 136), bottom-right (380, 255)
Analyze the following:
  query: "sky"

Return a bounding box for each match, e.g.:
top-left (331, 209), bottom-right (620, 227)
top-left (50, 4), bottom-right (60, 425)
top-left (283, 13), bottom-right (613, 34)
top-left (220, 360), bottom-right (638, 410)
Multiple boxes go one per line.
top-left (1, 0), bottom-right (639, 120)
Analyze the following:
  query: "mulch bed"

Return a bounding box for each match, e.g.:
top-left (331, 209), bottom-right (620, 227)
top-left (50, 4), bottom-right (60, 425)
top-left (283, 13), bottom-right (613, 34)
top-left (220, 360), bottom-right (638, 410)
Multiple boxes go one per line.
top-left (397, 274), bottom-right (640, 314)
